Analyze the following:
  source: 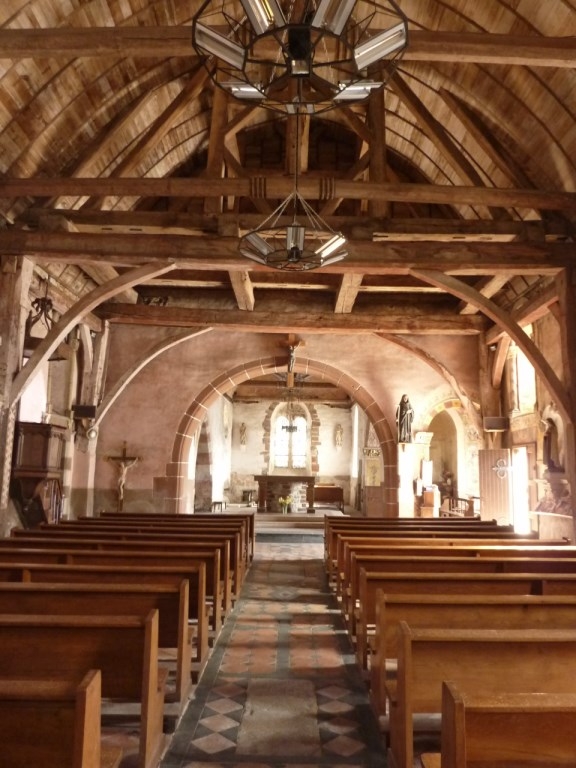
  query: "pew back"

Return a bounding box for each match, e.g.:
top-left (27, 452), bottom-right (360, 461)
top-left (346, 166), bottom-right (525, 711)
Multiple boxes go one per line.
top-left (0, 670), bottom-right (118, 768)
top-left (440, 682), bottom-right (576, 768)
top-left (0, 544), bottom-right (220, 629)
top-left (387, 624), bottom-right (576, 768)
top-left (0, 580), bottom-right (193, 702)
top-left (0, 610), bottom-right (166, 768)
top-left (370, 593), bottom-right (576, 717)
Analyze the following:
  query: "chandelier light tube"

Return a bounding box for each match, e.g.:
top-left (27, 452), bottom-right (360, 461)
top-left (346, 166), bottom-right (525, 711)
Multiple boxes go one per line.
top-left (194, 22), bottom-right (246, 70)
top-left (353, 21), bottom-right (408, 69)
top-left (240, 0), bottom-right (286, 35)
top-left (311, 0), bottom-right (356, 35)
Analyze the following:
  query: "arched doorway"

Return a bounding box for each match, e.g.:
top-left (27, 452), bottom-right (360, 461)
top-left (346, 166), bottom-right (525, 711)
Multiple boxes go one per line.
top-left (429, 410), bottom-right (459, 504)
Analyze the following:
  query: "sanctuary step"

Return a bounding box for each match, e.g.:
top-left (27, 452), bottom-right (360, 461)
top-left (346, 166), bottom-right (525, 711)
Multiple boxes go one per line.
top-left (254, 513), bottom-right (326, 530)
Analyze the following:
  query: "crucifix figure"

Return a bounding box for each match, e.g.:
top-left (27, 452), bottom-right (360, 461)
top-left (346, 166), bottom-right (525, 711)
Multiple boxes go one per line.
top-left (106, 441), bottom-right (141, 512)
top-left (282, 335), bottom-right (303, 388)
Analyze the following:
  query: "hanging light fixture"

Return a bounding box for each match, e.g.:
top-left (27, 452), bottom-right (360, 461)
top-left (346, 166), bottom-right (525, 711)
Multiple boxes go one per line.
top-left (23, 283), bottom-right (74, 362)
top-left (239, 115), bottom-right (347, 270)
top-left (282, 388), bottom-right (299, 432)
top-left (191, 0), bottom-right (408, 114)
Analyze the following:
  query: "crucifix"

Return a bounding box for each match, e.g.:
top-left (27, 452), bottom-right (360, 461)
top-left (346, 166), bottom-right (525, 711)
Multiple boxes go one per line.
top-left (106, 441), bottom-right (142, 512)
top-left (281, 334), bottom-right (304, 388)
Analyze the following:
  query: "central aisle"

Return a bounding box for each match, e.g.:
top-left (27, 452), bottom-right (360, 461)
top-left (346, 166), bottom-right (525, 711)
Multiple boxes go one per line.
top-left (160, 538), bottom-right (386, 768)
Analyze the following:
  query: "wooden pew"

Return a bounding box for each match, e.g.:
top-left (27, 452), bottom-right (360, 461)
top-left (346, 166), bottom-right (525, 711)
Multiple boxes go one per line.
top-left (0, 560), bottom-right (210, 668)
top-left (323, 515), bottom-right (505, 546)
top-left (323, 517), bottom-right (520, 572)
top-left (346, 552), bottom-right (576, 646)
top-left (328, 532), bottom-right (560, 586)
top-left (386, 623), bottom-right (576, 768)
top-left (0, 610), bottom-right (167, 768)
top-left (51, 518), bottom-right (250, 591)
top-left (420, 683), bottom-right (576, 768)
top-left (0, 540), bottom-right (224, 631)
top-left (356, 569), bottom-right (576, 674)
top-left (96, 510), bottom-right (256, 562)
top-left (329, 532), bottom-right (570, 583)
top-left (337, 541), bottom-right (576, 612)
top-left (0, 580), bottom-right (193, 707)
top-left (7, 526), bottom-right (239, 613)
top-left (370, 593), bottom-right (576, 718)
top-left (9, 526), bottom-right (241, 613)
top-left (0, 670), bottom-right (123, 768)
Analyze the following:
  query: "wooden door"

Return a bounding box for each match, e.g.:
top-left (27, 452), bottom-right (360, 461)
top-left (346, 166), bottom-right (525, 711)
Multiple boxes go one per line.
top-left (478, 449), bottom-right (512, 525)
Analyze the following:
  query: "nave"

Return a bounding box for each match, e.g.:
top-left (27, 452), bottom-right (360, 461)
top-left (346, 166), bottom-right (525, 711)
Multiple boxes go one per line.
top-left (155, 536), bottom-right (386, 768)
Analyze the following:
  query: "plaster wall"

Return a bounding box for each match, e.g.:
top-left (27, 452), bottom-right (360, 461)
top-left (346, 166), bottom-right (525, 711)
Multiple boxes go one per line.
top-left (89, 325), bottom-right (483, 512)
top-left (229, 400), bottom-right (353, 505)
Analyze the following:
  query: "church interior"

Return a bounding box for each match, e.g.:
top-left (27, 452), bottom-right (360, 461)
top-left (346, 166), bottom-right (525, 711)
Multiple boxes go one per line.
top-left (0, 1), bottom-right (576, 766)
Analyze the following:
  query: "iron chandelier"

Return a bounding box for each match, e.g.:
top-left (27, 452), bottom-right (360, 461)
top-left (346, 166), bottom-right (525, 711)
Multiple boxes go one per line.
top-left (238, 115), bottom-right (348, 270)
top-left (192, 0), bottom-right (408, 114)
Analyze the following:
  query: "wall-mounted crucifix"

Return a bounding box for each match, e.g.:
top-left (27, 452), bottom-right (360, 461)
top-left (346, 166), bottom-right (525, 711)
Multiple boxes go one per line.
top-left (106, 441), bottom-right (142, 512)
top-left (281, 334), bottom-right (304, 388)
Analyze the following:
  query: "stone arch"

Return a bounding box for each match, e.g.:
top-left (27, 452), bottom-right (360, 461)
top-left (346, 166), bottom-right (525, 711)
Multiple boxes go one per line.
top-left (166, 356), bottom-right (398, 516)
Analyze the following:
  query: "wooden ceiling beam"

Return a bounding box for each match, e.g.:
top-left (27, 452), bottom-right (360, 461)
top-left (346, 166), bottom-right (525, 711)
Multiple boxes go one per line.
top-left (232, 380), bottom-right (350, 402)
top-left (1, 229), bottom-right (569, 273)
top-left (319, 152), bottom-right (370, 217)
top-left (334, 274), bottom-right (364, 314)
top-left (78, 67), bottom-right (209, 212)
top-left (367, 86), bottom-right (389, 219)
top-left (438, 88), bottom-right (536, 192)
top-left (1, 29), bottom-right (574, 68)
top-left (1, 229), bottom-right (570, 273)
top-left (223, 149), bottom-right (273, 216)
top-left (31, 215), bottom-right (139, 304)
top-left (286, 113), bottom-right (310, 176)
top-left (21, 210), bottom-right (565, 242)
top-left (458, 275), bottom-right (512, 315)
top-left (390, 74), bottom-right (502, 219)
top-left (229, 271), bottom-right (255, 311)
top-left (485, 283), bottom-right (560, 345)
top-left (95, 302), bottom-right (487, 335)
top-left (5, 177), bottom-right (575, 211)
top-left (203, 86), bottom-right (229, 217)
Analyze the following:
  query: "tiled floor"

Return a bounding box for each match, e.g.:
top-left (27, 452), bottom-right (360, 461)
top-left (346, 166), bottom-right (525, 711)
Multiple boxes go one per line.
top-left (159, 536), bottom-right (386, 768)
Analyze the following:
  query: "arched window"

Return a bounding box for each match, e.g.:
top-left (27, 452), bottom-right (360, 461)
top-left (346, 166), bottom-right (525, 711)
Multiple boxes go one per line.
top-left (507, 328), bottom-right (536, 415)
top-left (274, 411), bottom-right (308, 469)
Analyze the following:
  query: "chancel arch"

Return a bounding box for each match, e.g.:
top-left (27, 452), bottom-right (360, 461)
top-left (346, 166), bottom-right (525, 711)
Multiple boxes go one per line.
top-left (170, 357), bottom-right (397, 516)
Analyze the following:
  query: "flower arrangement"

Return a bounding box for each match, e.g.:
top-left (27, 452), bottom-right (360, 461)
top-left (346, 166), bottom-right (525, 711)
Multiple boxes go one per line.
top-left (278, 495), bottom-right (292, 513)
